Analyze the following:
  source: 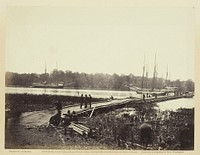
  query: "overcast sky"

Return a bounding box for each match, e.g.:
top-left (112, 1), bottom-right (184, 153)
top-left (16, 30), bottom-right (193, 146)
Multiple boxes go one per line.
top-left (5, 6), bottom-right (194, 81)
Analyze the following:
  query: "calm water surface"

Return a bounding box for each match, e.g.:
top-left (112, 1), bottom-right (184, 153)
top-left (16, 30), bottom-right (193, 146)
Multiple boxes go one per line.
top-left (156, 98), bottom-right (194, 111)
top-left (5, 87), bottom-right (141, 99)
top-left (6, 87), bottom-right (194, 111)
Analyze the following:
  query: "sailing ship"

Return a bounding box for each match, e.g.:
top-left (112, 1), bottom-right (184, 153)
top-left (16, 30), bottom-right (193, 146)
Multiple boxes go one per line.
top-left (32, 62), bottom-right (64, 89)
top-left (126, 54), bottom-right (177, 96)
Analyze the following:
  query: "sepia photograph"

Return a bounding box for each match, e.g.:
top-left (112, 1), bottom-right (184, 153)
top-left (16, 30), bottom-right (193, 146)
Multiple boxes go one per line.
top-left (2, 0), bottom-right (199, 153)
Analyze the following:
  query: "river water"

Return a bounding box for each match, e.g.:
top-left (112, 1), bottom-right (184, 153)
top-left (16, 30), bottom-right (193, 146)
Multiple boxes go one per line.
top-left (5, 87), bottom-right (141, 99)
top-left (6, 87), bottom-right (194, 111)
top-left (156, 98), bottom-right (194, 111)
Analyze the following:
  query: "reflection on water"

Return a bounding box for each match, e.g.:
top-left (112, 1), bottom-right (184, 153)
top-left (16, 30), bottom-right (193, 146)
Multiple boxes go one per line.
top-left (157, 98), bottom-right (194, 111)
top-left (5, 87), bottom-right (141, 99)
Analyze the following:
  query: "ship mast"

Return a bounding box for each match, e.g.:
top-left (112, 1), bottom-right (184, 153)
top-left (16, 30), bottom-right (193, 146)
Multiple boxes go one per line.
top-left (165, 64), bottom-right (168, 87)
top-left (55, 61), bottom-right (58, 84)
top-left (45, 61), bottom-right (47, 75)
top-left (44, 61), bottom-right (47, 85)
top-left (141, 55), bottom-right (145, 89)
top-left (152, 54), bottom-right (157, 91)
top-left (145, 64), bottom-right (149, 89)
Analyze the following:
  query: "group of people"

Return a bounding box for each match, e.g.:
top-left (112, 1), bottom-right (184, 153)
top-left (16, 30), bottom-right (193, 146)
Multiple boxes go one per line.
top-left (50, 94), bottom-right (93, 127)
top-left (50, 100), bottom-right (78, 127)
top-left (63, 110), bottom-right (78, 124)
top-left (80, 94), bottom-right (92, 109)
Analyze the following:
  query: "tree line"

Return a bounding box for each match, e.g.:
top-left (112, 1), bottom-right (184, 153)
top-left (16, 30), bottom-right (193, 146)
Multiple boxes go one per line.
top-left (5, 70), bottom-right (194, 92)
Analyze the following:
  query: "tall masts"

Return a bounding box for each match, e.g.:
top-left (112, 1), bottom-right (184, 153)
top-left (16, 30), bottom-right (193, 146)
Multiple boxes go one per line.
top-left (140, 54), bottom-right (170, 91)
top-left (141, 55), bottom-right (145, 89)
top-left (166, 65), bottom-right (168, 82)
top-left (152, 54), bottom-right (157, 90)
top-left (44, 61), bottom-right (48, 84)
top-left (45, 61), bottom-right (47, 75)
top-left (165, 64), bottom-right (169, 87)
top-left (145, 64), bottom-right (149, 89)
top-left (56, 62), bottom-right (58, 71)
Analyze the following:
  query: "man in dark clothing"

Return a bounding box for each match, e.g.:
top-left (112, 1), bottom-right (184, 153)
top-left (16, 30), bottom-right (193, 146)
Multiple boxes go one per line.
top-left (63, 110), bottom-right (73, 136)
top-left (66, 110), bottom-right (72, 120)
top-left (84, 94), bottom-right (88, 108)
top-left (55, 100), bottom-right (62, 113)
top-left (80, 94), bottom-right (84, 109)
top-left (143, 94), bottom-right (146, 102)
top-left (49, 110), bottom-right (62, 127)
top-left (89, 94), bottom-right (92, 108)
top-left (72, 111), bottom-right (78, 122)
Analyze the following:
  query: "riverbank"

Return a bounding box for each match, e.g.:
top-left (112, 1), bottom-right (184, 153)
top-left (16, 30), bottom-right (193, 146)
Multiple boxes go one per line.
top-left (5, 96), bottom-right (194, 150)
top-left (5, 93), bottom-right (106, 113)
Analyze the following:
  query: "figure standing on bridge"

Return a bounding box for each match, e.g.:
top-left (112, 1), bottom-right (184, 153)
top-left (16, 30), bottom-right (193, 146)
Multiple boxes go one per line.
top-left (89, 94), bottom-right (92, 108)
top-left (143, 94), bottom-right (146, 102)
top-left (110, 95), bottom-right (114, 100)
top-left (84, 94), bottom-right (88, 108)
top-left (80, 94), bottom-right (84, 109)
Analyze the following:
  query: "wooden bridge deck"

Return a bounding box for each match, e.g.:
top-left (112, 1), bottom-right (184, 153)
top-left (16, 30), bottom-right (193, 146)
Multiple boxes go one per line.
top-left (9, 95), bottom-right (184, 128)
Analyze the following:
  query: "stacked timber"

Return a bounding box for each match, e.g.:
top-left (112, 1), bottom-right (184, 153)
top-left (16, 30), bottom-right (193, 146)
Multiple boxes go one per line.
top-left (69, 122), bottom-right (94, 137)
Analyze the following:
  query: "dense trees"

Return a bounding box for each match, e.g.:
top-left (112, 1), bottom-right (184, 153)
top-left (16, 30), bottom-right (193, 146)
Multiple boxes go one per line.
top-left (5, 70), bottom-right (195, 92)
top-left (184, 80), bottom-right (195, 92)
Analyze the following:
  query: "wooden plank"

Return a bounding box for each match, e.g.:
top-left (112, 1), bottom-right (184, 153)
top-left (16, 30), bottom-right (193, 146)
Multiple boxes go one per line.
top-left (89, 107), bottom-right (95, 118)
top-left (71, 122), bottom-right (90, 132)
top-left (69, 124), bottom-right (84, 135)
top-left (78, 124), bottom-right (90, 132)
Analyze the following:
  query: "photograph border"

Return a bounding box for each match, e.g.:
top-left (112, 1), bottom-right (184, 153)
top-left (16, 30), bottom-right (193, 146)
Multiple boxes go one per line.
top-left (1, 0), bottom-right (200, 154)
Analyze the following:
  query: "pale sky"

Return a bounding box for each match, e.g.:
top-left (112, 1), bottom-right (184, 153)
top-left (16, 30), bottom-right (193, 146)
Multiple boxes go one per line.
top-left (5, 6), bottom-right (195, 81)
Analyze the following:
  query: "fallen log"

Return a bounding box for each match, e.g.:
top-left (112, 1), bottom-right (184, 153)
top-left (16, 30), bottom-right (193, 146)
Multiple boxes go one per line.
top-left (89, 107), bottom-right (95, 117)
